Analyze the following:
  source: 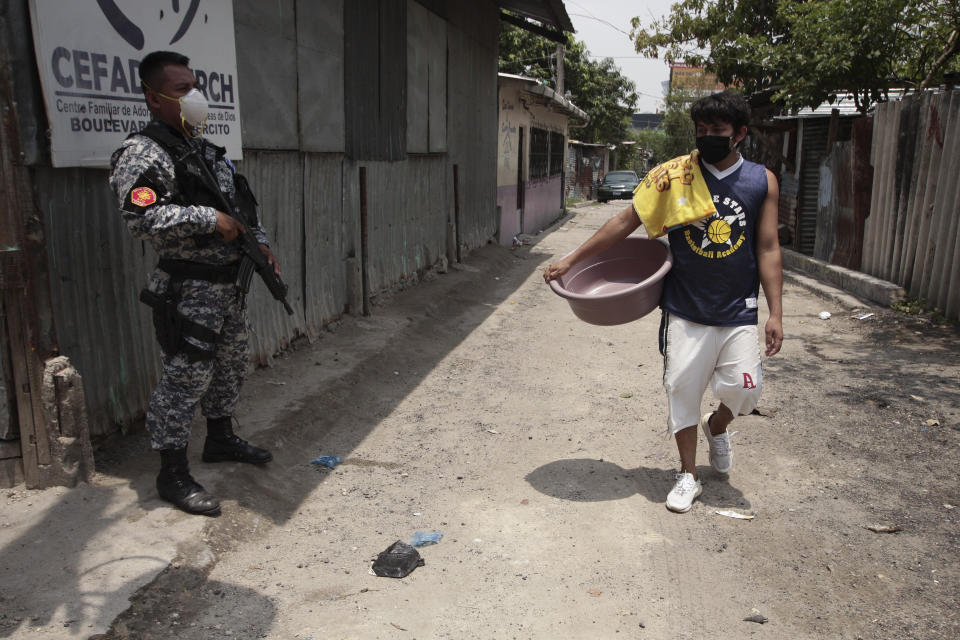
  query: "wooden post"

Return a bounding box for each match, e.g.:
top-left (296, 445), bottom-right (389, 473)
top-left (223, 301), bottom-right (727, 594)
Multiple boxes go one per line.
top-left (0, 22), bottom-right (89, 488)
top-left (359, 166), bottom-right (371, 316)
top-left (452, 164), bottom-right (462, 263)
top-left (0, 50), bottom-right (49, 488)
top-left (555, 44), bottom-right (564, 95)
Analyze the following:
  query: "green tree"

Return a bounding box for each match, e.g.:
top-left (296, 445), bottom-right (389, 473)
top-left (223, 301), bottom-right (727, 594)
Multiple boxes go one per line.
top-left (632, 129), bottom-right (669, 169)
top-left (613, 136), bottom-right (640, 172)
top-left (499, 23), bottom-right (638, 144)
top-left (660, 88), bottom-right (698, 158)
top-left (498, 20), bottom-right (557, 83)
top-left (631, 0), bottom-right (960, 113)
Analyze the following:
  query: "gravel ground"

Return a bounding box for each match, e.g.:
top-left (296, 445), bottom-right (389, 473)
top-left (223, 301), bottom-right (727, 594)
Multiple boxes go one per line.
top-left (3, 201), bottom-right (958, 640)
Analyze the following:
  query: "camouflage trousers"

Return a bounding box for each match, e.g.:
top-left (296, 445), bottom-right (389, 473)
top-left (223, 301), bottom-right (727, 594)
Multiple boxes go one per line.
top-left (145, 270), bottom-right (250, 451)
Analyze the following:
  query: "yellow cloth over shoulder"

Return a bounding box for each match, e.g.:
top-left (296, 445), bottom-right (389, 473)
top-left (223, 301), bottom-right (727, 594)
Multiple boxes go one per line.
top-left (631, 149), bottom-right (716, 238)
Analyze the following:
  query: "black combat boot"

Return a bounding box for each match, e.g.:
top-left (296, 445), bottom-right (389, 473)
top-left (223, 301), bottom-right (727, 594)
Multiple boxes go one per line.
top-left (156, 448), bottom-right (221, 516)
top-left (202, 416), bottom-right (273, 464)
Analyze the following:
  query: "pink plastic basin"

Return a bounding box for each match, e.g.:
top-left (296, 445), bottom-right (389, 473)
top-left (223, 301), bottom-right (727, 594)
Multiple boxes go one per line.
top-left (549, 236), bottom-right (672, 325)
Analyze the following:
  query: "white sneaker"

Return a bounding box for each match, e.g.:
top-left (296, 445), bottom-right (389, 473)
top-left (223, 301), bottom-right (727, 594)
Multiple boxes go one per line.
top-left (700, 412), bottom-right (733, 474)
top-left (666, 472), bottom-right (702, 513)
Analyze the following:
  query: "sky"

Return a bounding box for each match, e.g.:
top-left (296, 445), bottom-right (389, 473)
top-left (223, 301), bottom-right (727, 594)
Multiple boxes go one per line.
top-left (564, 0), bottom-right (678, 113)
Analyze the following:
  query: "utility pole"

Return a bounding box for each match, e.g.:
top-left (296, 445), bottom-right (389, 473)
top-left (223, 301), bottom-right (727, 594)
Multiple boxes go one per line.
top-left (555, 43), bottom-right (564, 95)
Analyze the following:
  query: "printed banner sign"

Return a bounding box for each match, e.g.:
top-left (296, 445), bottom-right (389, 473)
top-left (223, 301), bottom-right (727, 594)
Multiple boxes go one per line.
top-left (29, 0), bottom-right (242, 167)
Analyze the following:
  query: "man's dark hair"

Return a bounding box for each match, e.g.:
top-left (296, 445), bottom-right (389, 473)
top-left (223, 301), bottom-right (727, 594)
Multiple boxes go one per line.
top-left (138, 51), bottom-right (190, 92)
top-left (690, 90), bottom-right (751, 131)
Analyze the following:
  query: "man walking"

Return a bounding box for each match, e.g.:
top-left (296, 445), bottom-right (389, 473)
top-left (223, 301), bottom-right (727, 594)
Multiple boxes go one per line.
top-left (110, 51), bottom-right (278, 516)
top-left (544, 90), bottom-right (783, 513)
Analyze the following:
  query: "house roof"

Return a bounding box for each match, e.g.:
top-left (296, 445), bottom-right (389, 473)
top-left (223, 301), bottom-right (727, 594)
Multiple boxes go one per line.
top-left (773, 90), bottom-right (908, 119)
top-left (498, 73), bottom-right (589, 121)
top-left (498, 0), bottom-right (574, 33)
top-left (568, 140), bottom-right (610, 148)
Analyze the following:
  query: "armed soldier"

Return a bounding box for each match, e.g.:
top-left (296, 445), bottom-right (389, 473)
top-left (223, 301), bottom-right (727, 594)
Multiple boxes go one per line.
top-left (110, 51), bottom-right (280, 516)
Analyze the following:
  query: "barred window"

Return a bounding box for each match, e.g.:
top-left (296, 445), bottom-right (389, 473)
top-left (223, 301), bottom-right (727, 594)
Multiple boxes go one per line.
top-left (530, 127), bottom-right (549, 180)
top-left (549, 131), bottom-right (565, 176)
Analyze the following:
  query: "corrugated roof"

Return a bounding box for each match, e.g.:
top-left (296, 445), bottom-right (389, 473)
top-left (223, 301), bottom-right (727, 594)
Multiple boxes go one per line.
top-left (775, 90), bottom-right (908, 119)
top-left (568, 140), bottom-right (610, 148)
top-left (498, 0), bottom-right (574, 33)
top-left (498, 73), bottom-right (588, 121)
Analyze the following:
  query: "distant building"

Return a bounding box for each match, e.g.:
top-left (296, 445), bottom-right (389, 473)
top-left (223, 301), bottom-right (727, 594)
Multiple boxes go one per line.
top-left (496, 73), bottom-right (588, 243)
top-left (566, 141), bottom-right (610, 201)
top-left (669, 63), bottom-right (725, 95)
top-left (631, 113), bottom-right (663, 130)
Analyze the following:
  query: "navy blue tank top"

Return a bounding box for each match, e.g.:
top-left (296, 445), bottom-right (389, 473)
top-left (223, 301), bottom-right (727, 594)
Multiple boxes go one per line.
top-left (660, 158), bottom-right (768, 326)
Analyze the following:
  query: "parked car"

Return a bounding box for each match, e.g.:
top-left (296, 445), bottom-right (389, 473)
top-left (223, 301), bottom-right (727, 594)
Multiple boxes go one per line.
top-left (597, 170), bottom-right (640, 203)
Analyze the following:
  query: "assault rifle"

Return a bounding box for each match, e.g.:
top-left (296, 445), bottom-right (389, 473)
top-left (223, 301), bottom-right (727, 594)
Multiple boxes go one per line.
top-left (185, 145), bottom-right (295, 315)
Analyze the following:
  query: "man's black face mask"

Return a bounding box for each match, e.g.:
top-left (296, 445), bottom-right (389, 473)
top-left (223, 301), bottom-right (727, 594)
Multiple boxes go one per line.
top-left (696, 135), bottom-right (733, 164)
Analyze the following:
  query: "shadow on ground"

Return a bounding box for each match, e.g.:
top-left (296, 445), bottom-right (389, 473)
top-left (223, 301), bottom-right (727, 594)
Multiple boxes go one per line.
top-left (524, 458), bottom-right (749, 509)
top-left (0, 244), bottom-right (542, 638)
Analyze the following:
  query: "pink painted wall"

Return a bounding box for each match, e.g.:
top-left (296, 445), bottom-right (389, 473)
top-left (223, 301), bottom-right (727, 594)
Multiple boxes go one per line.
top-left (522, 176), bottom-right (563, 234)
top-left (497, 184), bottom-right (520, 243)
top-left (496, 178), bottom-right (564, 243)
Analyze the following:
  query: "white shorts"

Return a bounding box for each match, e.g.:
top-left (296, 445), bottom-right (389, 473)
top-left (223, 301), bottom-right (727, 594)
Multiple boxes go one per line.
top-left (660, 312), bottom-right (762, 434)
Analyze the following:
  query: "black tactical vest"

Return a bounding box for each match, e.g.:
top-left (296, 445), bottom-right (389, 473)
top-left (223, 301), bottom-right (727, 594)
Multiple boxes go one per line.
top-left (132, 122), bottom-right (259, 227)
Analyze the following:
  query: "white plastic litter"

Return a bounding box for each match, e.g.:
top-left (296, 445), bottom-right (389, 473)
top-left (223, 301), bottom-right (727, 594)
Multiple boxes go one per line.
top-left (715, 510), bottom-right (755, 520)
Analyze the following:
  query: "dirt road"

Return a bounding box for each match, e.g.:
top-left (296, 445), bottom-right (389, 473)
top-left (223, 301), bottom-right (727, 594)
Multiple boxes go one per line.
top-left (3, 201), bottom-right (959, 640)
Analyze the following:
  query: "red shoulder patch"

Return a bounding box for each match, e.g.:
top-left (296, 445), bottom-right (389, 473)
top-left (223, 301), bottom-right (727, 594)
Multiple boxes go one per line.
top-left (130, 186), bottom-right (157, 207)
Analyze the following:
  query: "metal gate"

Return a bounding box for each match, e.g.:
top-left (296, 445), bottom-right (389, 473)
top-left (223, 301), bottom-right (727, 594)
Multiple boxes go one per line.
top-left (795, 119), bottom-right (830, 255)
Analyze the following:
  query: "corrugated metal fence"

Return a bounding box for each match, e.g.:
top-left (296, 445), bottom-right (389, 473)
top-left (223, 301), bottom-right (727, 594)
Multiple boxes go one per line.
top-left (861, 90), bottom-right (960, 320)
top-left (8, 0), bottom-right (500, 438)
top-left (34, 168), bottom-right (161, 429)
top-left (813, 118), bottom-right (872, 270)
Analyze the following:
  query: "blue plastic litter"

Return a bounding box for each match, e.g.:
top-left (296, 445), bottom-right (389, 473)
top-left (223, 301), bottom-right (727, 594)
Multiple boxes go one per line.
top-left (311, 455), bottom-right (343, 469)
top-left (409, 530), bottom-right (444, 547)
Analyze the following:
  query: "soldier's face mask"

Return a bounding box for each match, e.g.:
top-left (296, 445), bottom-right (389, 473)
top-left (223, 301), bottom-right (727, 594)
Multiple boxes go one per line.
top-left (176, 89), bottom-right (209, 127)
top-left (146, 84), bottom-right (208, 134)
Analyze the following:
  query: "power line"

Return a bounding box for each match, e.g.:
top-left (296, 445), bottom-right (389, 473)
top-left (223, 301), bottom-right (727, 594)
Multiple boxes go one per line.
top-left (585, 54), bottom-right (665, 60)
top-left (567, 12), bottom-right (632, 37)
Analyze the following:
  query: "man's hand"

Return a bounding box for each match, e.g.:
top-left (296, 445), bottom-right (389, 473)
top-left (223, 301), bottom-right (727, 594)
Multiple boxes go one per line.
top-left (543, 258), bottom-right (572, 283)
top-left (764, 316), bottom-right (783, 356)
top-left (757, 169), bottom-right (783, 358)
top-left (543, 205), bottom-right (641, 284)
top-left (259, 244), bottom-right (281, 276)
top-left (215, 210), bottom-right (245, 242)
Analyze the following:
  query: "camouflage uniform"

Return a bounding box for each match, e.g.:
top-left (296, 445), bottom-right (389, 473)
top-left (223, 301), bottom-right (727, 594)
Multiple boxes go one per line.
top-left (109, 121), bottom-right (270, 451)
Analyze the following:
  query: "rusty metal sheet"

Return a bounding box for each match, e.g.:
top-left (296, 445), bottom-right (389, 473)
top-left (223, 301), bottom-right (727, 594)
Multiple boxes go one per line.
top-left (361, 157), bottom-right (450, 294)
top-left (33, 167), bottom-right (160, 437)
top-left (304, 153), bottom-right (350, 332)
top-left (862, 90), bottom-right (960, 321)
top-left (236, 152), bottom-right (304, 364)
top-left (933, 93), bottom-right (960, 318)
top-left (4, 0), bottom-right (511, 446)
top-left (447, 4), bottom-right (500, 251)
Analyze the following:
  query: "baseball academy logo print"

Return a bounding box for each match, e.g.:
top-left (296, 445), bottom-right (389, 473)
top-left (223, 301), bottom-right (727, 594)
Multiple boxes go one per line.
top-left (684, 193), bottom-right (748, 259)
top-left (130, 186), bottom-right (157, 206)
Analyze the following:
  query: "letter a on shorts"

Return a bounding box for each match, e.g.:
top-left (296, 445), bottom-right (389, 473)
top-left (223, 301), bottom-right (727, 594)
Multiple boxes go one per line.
top-left (742, 372), bottom-right (756, 389)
